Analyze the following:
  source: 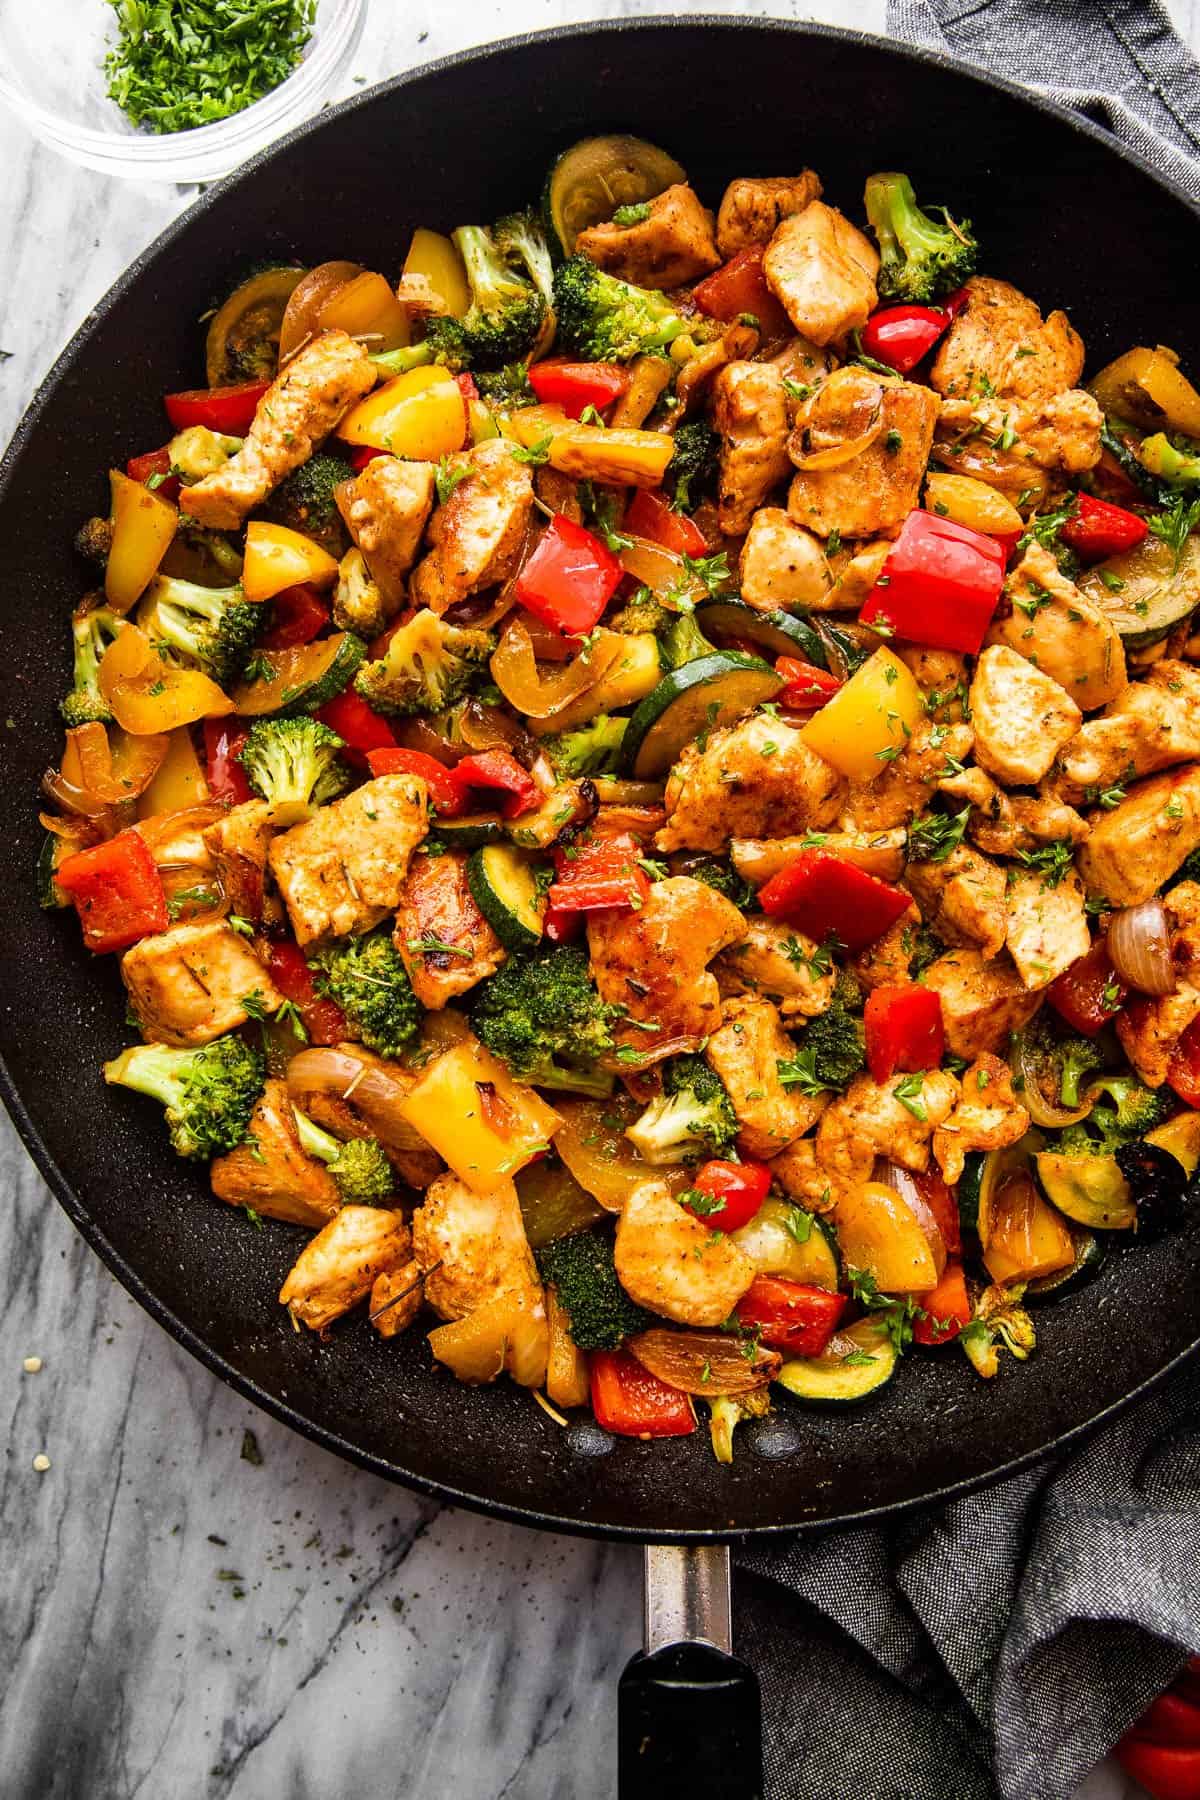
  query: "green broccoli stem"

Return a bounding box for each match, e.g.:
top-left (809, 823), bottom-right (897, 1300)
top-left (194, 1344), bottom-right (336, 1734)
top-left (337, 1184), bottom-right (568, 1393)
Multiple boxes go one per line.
top-left (293, 1109), bottom-right (342, 1164)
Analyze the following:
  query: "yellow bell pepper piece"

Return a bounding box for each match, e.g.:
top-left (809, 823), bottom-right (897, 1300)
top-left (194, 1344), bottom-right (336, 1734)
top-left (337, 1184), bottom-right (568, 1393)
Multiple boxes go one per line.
top-left (507, 405), bottom-right (675, 488)
top-left (833, 1180), bottom-right (940, 1293)
top-left (398, 1037), bottom-right (561, 1193)
top-left (402, 227), bottom-right (470, 319)
top-left (336, 365), bottom-right (467, 459)
top-left (800, 647), bottom-right (923, 783)
top-left (528, 634), bottom-right (662, 734)
top-left (923, 473), bottom-right (1022, 539)
top-left (241, 521), bottom-right (339, 603)
top-left (137, 726), bottom-right (210, 817)
top-left (318, 269), bottom-right (410, 352)
top-left (1089, 344), bottom-right (1200, 438)
top-left (105, 470), bottom-right (178, 614)
top-left (98, 624), bottom-right (233, 735)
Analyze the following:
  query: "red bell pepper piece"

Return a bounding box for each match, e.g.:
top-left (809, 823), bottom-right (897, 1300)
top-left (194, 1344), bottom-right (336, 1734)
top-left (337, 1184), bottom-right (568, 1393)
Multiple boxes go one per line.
top-left (259, 583), bottom-right (330, 649)
top-left (912, 1260), bottom-right (972, 1346)
top-left (126, 445), bottom-right (180, 503)
top-left (528, 359), bottom-right (630, 419)
top-left (692, 246), bottom-right (792, 339)
top-left (264, 940), bottom-right (348, 1045)
top-left (366, 746), bottom-right (466, 815)
top-left (590, 1349), bottom-right (696, 1438)
top-left (909, 1168), bottom-right (961, 1257)
top-left (55, 827), bottom-right (169, 954)
top-left (758, 850), bottom-right (911, 952)
top-left (1115, 1735), bottom-right (1200, 1800)
top-left (1167, 1016), bottom-right (1200, 1109)
top-left (348, 445), bottom-right (388, 472)
top-left (774, 654), bottom-right (842, 712)
top-left (864, 983), bottom-right (945, 1083)
top-left (683, 1159), bottom-right (771, 1233)
top-left (1138, 1690), bottom-right (1200, 1749)
top-left (622, 487), bottom-right (708, 557)
top-left (203, 718), bottom-right (253, 806)
top-left (735, 1276), bottom-right (847, 1356)
top-left (163, 380), bottom-right (269, 436)
top-left (543, 896), bottom-right (583, 944)
top-left (941, 287), bottom-right (971, 319)
top-left (515, 514), bottom-right (623, 638)
top-left (1059, 490), bottom-right (1149, 561)
top-left (859, 510), bottom-right (1007, 655)
top-left (317, 691), bottom-right (398, 766)
top-left (860, 303), bottom-right (952, 375)
top-left (548, 833), bottom-right (650, 913)
top-left (454, 749), bottom-right (539, 819)
top-left (1047, 936), bottom-right (1126, 1037)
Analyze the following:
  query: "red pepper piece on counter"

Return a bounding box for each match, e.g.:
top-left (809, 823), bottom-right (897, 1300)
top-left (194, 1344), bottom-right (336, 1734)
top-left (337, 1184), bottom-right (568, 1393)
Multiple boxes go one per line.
top-left (692, 246), bottom-right (792, 339)
top-left (1115, 1735), bottom-right (1200, 1800)
top-left (590, 1349), bottom-right (696, 1438)
top-left (623, 487), bottom-right (709, 557)
top-left (683, 1158), bottom-right (771, 1233)
top-left (860, 303), bottom-right (952, 375)
top-left (758, 850), bottom-right (911, 953)
top-left (912, 1260), bottom-right (971, 1346)
top-left (163, 380), bottom-right (269, 436)
top-left (56, 827), bottom-right (169, 954)
top-left (259, 582), bottom-right (330, 649)
top-left (1047, 936), bottom-right (1126, 1037)
top-left (1167, 1016), bottom-right (1200, 1109)
top-left (864, 983), bottom-right (945, 1083)
top-left (528, 358), bottom-right (630, 419)
top-left (774, 654), bottom-right (842, 712)
top-left (548, 832), bottom-right (650, 913)
top-left (348, 444), bottom-right (389, 472)
top-left (735, 1276), bottom-right (847, 1356)
top-left (366, 746), bottom-right (466, 815)
top-left (859, 510), bottom-right (1007, 655)
top-left (126, 445), bottom-right (180, 503)
top-left (317, 691), bottom-right (398, 765)
top-left (203, 718), bottom-right (253, 806)
top-left (265, 940), bottom-right (348, 1045)
top-left (1059, 490), bottom-right (1149, 561)
top-left (515, 514), bottom-right (623, 637)
top-left (454, 749), bottom-right (539, 819)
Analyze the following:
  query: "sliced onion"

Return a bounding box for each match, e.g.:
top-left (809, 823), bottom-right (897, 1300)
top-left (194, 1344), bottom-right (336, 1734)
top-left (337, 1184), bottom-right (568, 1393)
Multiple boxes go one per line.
top-left (491, 616), bottom-right (622, 721)
top-left (874, 1161), bottom-right (947, 1280)
top-left (278, 260), bottom-right (360, 363)
top-left (553, 1095), bottom-right (690, 1210)
top-left (1107, 898), bottom-right (1176, 996)
top-left (287, 1044), bottom-right (429, 1159)
top-left (618, 535), bottom-right (699, 604)
top-left (627, 1329), bottom-right (781, 1396)
top-left (790, 370), bottom-right (885, 471)
top-left (38, 810), bottom-right (99, 850)
top-left (1008, 1032), bottom-right (1093, 1129)
top-left (72, 721), bottom-right (170, 804)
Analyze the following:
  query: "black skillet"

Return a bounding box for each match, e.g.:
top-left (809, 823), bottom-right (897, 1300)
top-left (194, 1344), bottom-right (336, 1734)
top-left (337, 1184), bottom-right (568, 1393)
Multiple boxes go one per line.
top-left (3, 21), bottom-right (1199, 1794)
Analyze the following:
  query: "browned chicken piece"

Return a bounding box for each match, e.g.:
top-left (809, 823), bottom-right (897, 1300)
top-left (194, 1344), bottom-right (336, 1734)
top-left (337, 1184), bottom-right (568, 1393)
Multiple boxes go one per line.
top-left (850, 905), bottom-right (920, 993)
top-left (1005, 869), bottom-right (1090, 990)
top-left (930, 277), bottom-right (1085, 403)
top-left (762, 203), bottom-right (879, 346)
top-left (738, 507), bottom-right (832, 611)
top-left (932, 1055), bottom-right (1030, 1185)
top-left (210, 1079), bottom-right (341, 1228)
top-left (898, 648), bottom-right (970, 717)
top-left (394, 851), bottom-right (506, 1009)
top-left (842, 720), bottom-right (974, 835)
top-left (923, 949), bottom-right (1044, 1058)
top-left (409, 440), bottom-right (534, 615)
top-left (731, 828), bottom-right (907, 889)
top-left (614, 1179), bottom-right (756, 1327)
top-left (411, 1172), bottom-right (540, 1322)
top-left (786, 370), bottom-right (939, 541)
top-left (121, 918), bottom-right (282, 1047)
top-left (905, 843), bottom-right (1008, 959)
top-left (674, 320), bottom-right (760, 419)
top-left (765, 1137), bottom-right (836, 1211)
top-left (139, 810), bottom-right (217, 871)
top-left (716, 172), bottom-right (823, 256)
top-left (715, 917), bottom-right (837, 1020)
top-left (968, 645), bottom-right (1082, 787)
top-left (535, 465), bottom-right (584, 523)
top-left (180, 331), bottom-right (376, 530)
top-left (608, 356), bottom-right (674, 430)
top-left (934, 389), bottom-right (1103, 497)
top-left (576, 183), bottom-right (721, 288)
top-left (939, 767), bottom-right (1089, 859)
top-left (1076, 765), bottom-right (1200, 907)
top-left (657, 714), bottom-right (846, 853)
top-left (587, 876), bottom-right (745, 1059)
top-left (280, 1207), bottom-right (412, 1332)
top-left (269, 773), bottom-right (428, 946)
top-left (334, 455), bottom-right (435, 609)
top-left (816, 1069), bottom-right (960, 1196)
top-left (202, 800), bottom-right (277, 924)
top-left (287, 1043), bottom-right (444, 1191)
top-left (711, 360), bottom-right (792, 536)
top-left (705, 997), bottom-right (829, 1157)
top-left (369, 1261), bottom-right (424, 1338)
top-left (987, 543), bottom-right (1126, 712)
top-left (1117, 881), bottom-right (1200, 1085)
top-left (1054, 661), bottom-right (1200, 800)
top-left (823, 539), bottom-right (891, 611)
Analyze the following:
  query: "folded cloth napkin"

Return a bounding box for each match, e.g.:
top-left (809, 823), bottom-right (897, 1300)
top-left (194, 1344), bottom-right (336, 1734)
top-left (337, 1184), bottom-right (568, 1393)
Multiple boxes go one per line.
top-left (735, 9), bottom-right (1200, 1797)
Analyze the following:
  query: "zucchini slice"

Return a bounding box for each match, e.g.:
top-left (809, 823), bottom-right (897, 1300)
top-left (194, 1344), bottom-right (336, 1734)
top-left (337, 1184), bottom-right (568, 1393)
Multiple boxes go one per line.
top-left (435, 814), bottom-right (506, 849)
top-left (231, 633), bottom-right (365, 717)
top-left (205, 266), bottom-right (306, 387)
top-left (695, 600), bottom-right (828, 669)
top-left (1034, 1150), bottom-right (1136, 1231)
top-left (621, 653), bottom-right (783, 779)
top-left (1146, 1110), bottom-right (1200, 1179)
top-left (1025, 1227), bottom-right (1106, 1303)
top-left (1079, 534), bottom-right (1200, 650)
top-left (466, 844), bottom-right (547, 951)
top-left (37, 832), bottom-right (71, 909)
top-left (775, 1317), bottom-right (898, 1407)
top-left (543, 135), bottom-right (687, 257)
top-left (729, 1200), bottom-right (840, 1290)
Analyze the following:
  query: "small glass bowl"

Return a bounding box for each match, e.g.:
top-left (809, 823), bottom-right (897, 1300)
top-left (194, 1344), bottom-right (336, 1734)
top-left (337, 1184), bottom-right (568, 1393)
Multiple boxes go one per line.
top-left (0, 0), bottom-right (366, 183)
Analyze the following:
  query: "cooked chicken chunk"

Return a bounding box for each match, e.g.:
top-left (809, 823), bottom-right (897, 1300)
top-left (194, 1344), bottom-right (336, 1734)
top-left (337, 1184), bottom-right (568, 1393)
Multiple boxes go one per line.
top-left (987, 543), bottom-right (1126, 712)
top-left (930, 277), bottom-right (1085, 403)
top-left (269, 774), bottom-right (428, 947)
top-left (369, 1261), bottom-right (424, 1338)
top-left (850, 905), bottom-right (920, 993)
top-left (731, 828), bottom-right (907, 888)
top-left (765, 1136), bottom-right (836, 1212)
top-left (762, 203), bottom-right (879, 346)
top-left (822, 538), bottom-right (891, 612)
top-left (716, 172), bottom-right (822, 257)
top-left (210, 1079), bottom-right (341, 1228)
top-left (394, 852), bottom-right (505, 1009)
top-left (843, 719), bottom-right (974, 835)
top-left (715, 917), bottom-right (837, 1020)
top-left (940, 767), bottom-right (1089, 858)
top-left (738, 507), bottom-right (832, 611)
top-left (1005, 868), bottom-right (1090, 990)
top-left (409, 440), bottom-right (534, 615)
top-left (1117, 880), bottom-right (1200, 1086)
top-left (202, 801), bottom-right (277, 924)
top-left (923, 949), bottom-right (1043, 1058)
top-left (905, 843), bottom-right (1008, 959)
top-left (1076, 765), bottom-right (1200, 907)
top-left (657, 714), bottom-right (845, 853)
top-left (575, 183), bottom-right (720, 288)
top-left (587, 876), bottom-right (745, 1058)
top-left (968, 645), bottom-right (1082, 786)
top-left (711, 360), bottom-right (792, 536)
top-left (122, 918), bottom-right (281, 1047)
top-left (411, 1172), bottom-right (539, 1322)
top-left (705, 997), bottom-right (828, 1157)
top-left (287, 1042), bottom-right (443, 1191)
top-left (786, 370), bottom-right (939, 541)
top-left (334, 455), bottom-right (435, 609)
top-left (180, 331), bottom-right (376, 530)
top-left (614, 1179), bottom-right (755, 1327)
top-left (816, 1069), bottom-right (960, 1194)
top-left (934, 389), bottom-right (1102, 497)
top-left (899, 648), bottom-right (970, 717)
top-left (932, 1054), bottom-right (1029, 1185)
top-left (1054, 661), bottom-right (1200, 800)
top-left (280, 1207), bottom-right (411, 1331)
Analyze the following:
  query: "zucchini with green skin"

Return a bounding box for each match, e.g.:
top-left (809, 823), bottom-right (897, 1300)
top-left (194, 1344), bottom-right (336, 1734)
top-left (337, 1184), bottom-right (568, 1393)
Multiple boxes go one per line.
top-left (1025, 1227), bottom-right (1106, 1302)
top-left (231, 633), bottom-right (365, 718)
top-left (1034, 1150), bottom-right (1135, 1231)
top-left (694, 599), bottom-right (828, 669)
top-left (959, 1131), bottom-right (1044, 1249)
top-left (1078, 534), bottom-right (1200, 650)
top-left (38, 833), bottom-right (73, 909)
top-left (466, 844), bottom-right (547, 952)
top-left (434, 815), bottom-right (507, 849)
top-left (729, 1199), bottom-right (840, 1290)
top-left (620, 653), bottom-right (783, 779)
top-left (543, 135), bottom-right (687, 258)
top-left (775, 1317), bottom-right (898, 1406)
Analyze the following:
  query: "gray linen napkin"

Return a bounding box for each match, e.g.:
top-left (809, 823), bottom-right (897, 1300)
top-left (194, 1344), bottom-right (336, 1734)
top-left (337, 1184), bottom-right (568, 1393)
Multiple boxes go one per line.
top-left (735, 8), bottom-right (1200, 1797)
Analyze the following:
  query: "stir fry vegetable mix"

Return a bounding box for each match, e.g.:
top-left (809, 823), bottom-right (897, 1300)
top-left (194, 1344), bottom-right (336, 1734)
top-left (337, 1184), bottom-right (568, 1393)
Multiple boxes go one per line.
top-left (43, 135), bottom-right (1200, 1457)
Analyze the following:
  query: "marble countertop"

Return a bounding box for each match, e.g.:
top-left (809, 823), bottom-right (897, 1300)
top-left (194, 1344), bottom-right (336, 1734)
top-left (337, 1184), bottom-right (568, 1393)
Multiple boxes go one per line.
top-left (2, 4), bottom-right (1195, 1795)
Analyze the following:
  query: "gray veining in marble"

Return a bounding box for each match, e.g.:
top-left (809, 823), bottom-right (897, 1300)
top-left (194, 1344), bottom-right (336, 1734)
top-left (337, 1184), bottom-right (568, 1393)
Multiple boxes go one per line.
top-left (4, 3), bottom-right (1198, 1795)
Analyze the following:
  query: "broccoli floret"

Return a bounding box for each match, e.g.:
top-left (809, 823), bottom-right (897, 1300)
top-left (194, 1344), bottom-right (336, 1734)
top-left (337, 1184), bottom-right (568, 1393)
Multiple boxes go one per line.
top-left (470, 945), bottom-right (622, 1095)
top-left (103, 1036), bottom-right (265, 1161)
top-left (625, 1054), bottom-right (738, 1165)
top-left (61, 603), bottom-right (125, 727)
top-left (679, 857), bottom-right (754, 910)
top-left (552, 255), bottom-right (692, 363)
top-left (264, 452), bottom-right (353, 554)
top-left (706, 1389), bottom-right (770, 1464)
top-left (543, 715), bottom-right (627, 778)
top-left (961, 1282), bottom-right (1036, 1380)
top-left (167, 426), bottom-right (242, 484)
top-left (310, 930), bottom-right (421, 1059)
top-left (423, 224), bottom-right (547, 372)
top-left (908, 923), bottom-right (945, 979)
top-left (1013, 1013), bottom-right (1108, 1114)
top-left (666, 421), bottom-right (719, 512)
top-left (800, 992), bottom-right (866, 1090)
top-left (475, 361), bottom-right (536, 408)
top-left (660, 611), bottom-right (718, 670)
top-left (75, 515), bottom-right (114, 567)
top-left (237, 717), bottom-right (351, 811)
top-left (137, 574), bottom-right (260, 686)
top-left (1058, 1038), bottom-right (1109, 1109)
top-left (355, 607), bottom-right (494, 716)
top-left (864, 172), bottom-right (978, 304)
top-left (293, 1108), bottom-right (394, 1204)
top-left (493, 209), bottom-right (555, 312)
top-left (1139, 433), bottom-right (1200, 487)
top-left (536, 1227), bottom-right (653, 1350)
top-left (1056, 1074), bottom-right (1170, 1155)
top-left (332, 548), bottom-right (388, 638)
top-left (610, 585), bottom-right (670, 635)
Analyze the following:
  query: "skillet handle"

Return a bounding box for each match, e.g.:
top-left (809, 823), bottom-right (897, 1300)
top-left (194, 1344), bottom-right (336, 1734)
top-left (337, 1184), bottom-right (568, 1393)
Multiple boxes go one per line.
top-left (618, 1545), bottom-right (763, 1800)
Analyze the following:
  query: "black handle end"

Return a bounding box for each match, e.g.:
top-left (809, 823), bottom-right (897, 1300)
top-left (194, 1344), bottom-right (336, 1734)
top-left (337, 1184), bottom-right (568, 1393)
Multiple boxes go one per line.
top-left (618, 1641), bottom-right (763, 1800)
